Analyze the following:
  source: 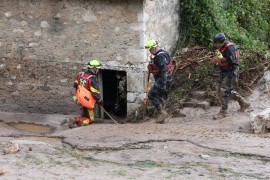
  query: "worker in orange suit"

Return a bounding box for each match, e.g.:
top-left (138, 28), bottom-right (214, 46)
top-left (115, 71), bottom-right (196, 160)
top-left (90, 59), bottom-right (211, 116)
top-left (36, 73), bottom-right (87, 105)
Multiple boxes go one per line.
top-left (69, 60), bottom-right (103, 128)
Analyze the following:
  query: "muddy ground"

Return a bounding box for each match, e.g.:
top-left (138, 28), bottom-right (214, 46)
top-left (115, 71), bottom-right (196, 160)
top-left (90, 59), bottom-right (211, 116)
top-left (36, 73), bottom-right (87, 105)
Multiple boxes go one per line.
top-left (0, 89), bottom-right (270, 180)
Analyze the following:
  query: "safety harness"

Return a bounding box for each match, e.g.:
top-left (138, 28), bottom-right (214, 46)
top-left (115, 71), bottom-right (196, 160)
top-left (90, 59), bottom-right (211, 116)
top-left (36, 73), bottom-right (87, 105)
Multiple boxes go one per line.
top-left (147, 51), bottom-right (173, 75)
top-left (215, 43), bottom-right (240, 70)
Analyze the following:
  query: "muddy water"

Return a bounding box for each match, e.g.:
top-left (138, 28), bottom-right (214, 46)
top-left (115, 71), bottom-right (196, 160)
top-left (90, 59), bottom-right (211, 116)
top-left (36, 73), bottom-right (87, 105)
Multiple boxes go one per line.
top-left (13, 123), bottom-right (52, 134)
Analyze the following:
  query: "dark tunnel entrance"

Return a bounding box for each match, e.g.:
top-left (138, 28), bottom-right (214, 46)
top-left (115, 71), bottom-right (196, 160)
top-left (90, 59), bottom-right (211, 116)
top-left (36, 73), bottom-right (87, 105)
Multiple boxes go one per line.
top-left (101, 70), bottom-right (127, 118)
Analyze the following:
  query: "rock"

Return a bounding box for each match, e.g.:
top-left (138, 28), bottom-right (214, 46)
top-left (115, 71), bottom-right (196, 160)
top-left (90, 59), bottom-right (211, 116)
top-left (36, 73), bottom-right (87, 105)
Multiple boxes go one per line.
top-left (183, 100), bottom-right (198, 108)
top-left (180, 48), bottom-right (189, 53)
top-left (3, 143), bottom-right (20, 155)
top-left (190, 91), bottom-right (206, 98)
top-left (183, 99), bottom-right (210, 110)
top-left (250, 107), bottom-right (270, 134)
top-left (0, 168), bottom-right (7, 175)
top-left (257, 70), bottom-right (270, 93)
top-left (199, 154), bottom-right (210, 159)
top-left (197, 101), bottom-right (211, 110)
top-left (170, 109), bottom-right (186, 118)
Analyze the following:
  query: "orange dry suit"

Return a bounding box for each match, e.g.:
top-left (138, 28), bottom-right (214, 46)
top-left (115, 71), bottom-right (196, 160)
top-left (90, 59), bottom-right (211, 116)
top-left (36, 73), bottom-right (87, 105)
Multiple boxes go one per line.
top-left (73, 69), bottom-right (102, 126)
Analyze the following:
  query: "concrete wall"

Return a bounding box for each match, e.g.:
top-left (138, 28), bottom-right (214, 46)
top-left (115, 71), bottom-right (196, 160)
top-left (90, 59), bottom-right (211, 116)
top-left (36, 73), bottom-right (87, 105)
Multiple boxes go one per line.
top-left (0, 0), bottom-right (179, 115)
top-left (143, 0), bottom-right (179, 52)
top-left (126, 0), bottom-right (180, 113)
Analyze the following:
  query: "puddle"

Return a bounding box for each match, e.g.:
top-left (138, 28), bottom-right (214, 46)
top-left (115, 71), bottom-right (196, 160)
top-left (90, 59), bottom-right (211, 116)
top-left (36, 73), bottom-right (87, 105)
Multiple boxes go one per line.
top-left (13, 123), bottom-right (53, 134)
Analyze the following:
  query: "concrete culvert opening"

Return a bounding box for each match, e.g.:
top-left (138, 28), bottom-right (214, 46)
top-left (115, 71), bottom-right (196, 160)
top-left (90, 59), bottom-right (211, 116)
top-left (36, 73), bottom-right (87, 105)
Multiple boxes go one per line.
top-left (101, 70), bottom-right (127, 119)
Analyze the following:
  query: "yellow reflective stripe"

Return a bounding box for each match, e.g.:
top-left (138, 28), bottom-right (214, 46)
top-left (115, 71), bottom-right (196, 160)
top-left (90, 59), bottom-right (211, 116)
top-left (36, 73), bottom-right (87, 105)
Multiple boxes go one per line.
top-left (81, 120), bottom-right (90, 126)
top-left (90, 86), bottom-right (100, 93)
top-left (87, 109), bottom-right (95, 120)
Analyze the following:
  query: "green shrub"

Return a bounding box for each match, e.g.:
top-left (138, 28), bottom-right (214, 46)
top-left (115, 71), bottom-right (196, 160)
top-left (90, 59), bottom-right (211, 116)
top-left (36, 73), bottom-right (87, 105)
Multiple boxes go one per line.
top-left (178, 0), bottom-right (270, 51)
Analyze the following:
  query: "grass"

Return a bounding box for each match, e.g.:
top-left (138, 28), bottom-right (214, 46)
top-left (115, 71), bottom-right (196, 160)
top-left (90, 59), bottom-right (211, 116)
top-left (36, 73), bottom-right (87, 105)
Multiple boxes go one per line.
top-left (129, 160), bottom-right (167, 169)
top-left (23, 155), bottom-right (43, 165)
top-left (112, 169), bottom-right (129, 176)
top-left (54, 147), bottom-right (84, 160)
top-left (66, 162), bottom-right (79, 170)
top-left (48, 157), bottom-right (63, 166)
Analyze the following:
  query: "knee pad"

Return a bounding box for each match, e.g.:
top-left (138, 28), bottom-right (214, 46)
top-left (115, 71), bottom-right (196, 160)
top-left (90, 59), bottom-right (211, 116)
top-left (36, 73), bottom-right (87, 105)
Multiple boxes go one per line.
top-left (76, 117), bottom-right (93, 126)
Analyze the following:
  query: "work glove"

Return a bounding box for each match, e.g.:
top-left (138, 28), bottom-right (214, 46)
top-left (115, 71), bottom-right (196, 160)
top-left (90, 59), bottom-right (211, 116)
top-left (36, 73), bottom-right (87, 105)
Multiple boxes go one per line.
top-left (217, 51), bottom-right (223, 59)
top-left (72, 96), bottom-right (79, 104)
top-left (72, 96), bottom-right (76, 101)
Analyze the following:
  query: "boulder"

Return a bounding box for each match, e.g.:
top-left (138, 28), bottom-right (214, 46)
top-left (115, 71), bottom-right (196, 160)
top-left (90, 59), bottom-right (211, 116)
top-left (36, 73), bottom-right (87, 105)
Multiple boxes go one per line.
top-left (183, 99), bottom-right (210, 110)
top-left (250, 107), bottom-right (270, 134)
top-left (257, 70), bottom-right (270, 93)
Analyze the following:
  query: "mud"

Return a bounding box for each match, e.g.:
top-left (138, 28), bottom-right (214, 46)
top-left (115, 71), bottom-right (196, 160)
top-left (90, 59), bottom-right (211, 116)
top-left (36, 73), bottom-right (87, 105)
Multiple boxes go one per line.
top-left (12, 123), bottom-right (52, 134)
top-left (0, 90), bottom-right (270, 179)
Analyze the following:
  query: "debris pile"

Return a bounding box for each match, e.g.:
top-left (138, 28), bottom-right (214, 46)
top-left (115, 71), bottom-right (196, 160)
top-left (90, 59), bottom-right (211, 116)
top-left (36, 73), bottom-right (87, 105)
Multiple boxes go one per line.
top-left (128, 46), bottom-right (269, 122)
top-left (169, 46), bottom-right (217, 107)
top-left (169, 47), bottom-right (270, 105)
top-left (173, 46), bottom-right (213, 71)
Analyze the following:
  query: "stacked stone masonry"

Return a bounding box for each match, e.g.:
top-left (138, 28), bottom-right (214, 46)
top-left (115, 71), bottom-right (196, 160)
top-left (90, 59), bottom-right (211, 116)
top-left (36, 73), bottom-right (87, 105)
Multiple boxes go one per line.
top-left (0, 0), bottom-right (179, 115)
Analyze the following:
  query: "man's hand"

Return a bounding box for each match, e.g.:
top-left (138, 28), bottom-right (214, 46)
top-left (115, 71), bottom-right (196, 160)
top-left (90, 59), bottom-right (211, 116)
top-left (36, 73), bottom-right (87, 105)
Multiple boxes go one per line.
top-left (233, 65), bottom-right (239, 77)
top-left (154, 82), bottom-right (166, 90)
top-left (232, 65), bottom-right (239, 87)
top-left (72, 96), bottom-right (80, 104)
top-left (96, 99), bottom-right (103, 106)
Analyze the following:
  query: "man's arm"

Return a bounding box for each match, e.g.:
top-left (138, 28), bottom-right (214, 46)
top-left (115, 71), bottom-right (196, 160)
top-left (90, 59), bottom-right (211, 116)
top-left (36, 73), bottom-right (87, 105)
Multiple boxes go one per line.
top-left (227, 46), bottom-right (238, 65)
top-left (227, 46), bottom-right (239, 76)
top-left (154, 55), bottom-right (168, 89)
top-left (89, 76), bottom-right (102, 102)
top-left (74, 75), bottom-right (80, 90)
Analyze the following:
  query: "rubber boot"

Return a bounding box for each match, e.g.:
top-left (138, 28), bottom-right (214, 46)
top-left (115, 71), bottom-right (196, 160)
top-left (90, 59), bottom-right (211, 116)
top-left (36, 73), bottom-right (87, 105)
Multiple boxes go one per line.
top-left (238, 97), bottom-right (250, 112)
top-left (159, 98), bottom-right (167, 109)
top-left (213, 109), bottom-right (228, 120)
top-left (156, 105), bottom-right (168, 124)
top-left (68, 117), bottom-right (77, 128)
top-left (230, 91), bottom-right (250, 112)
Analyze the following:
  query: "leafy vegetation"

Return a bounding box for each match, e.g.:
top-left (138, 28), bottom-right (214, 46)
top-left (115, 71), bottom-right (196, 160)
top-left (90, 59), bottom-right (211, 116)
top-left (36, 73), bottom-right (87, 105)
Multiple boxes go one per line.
top-left (169, 0), bottom-right (270, 101)
top-left (178, 0), bottom-right (270, 51)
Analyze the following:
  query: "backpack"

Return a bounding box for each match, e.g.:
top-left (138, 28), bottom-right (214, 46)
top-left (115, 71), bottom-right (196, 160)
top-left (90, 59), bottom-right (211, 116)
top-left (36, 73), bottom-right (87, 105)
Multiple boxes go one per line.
top-left (147, 51), bottom-right (174, 75)
top-left (76, 74), bottom-right (96, 109)
top-left (76, 85), bottom-right (96, 109)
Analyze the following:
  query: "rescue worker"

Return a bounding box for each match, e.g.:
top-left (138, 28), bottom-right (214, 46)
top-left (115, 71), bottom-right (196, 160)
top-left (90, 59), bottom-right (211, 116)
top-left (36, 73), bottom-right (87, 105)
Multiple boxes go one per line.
top-left (69, 59), bottom-right (103, 128)
top-left (211, 33), bottom-right (250, 120)
top-left (145, 40), bottom-right (173, 123)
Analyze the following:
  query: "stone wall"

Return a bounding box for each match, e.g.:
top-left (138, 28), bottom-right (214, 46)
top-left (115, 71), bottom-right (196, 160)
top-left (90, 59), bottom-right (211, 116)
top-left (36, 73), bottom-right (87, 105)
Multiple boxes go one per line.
top-left (0, 0), bottom-right (179, 115)
top-left (126, 0), bottom-right (180, 113)
top-left (143, 0), bottom-right (179, 52)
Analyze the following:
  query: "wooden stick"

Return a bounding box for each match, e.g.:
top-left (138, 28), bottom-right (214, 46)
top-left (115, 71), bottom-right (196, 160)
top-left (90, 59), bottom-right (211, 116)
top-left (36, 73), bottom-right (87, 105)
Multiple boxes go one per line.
top-left (99, 105), bottom-right (119, 124)
top-left (143, 71), bottom-right (151, 120)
